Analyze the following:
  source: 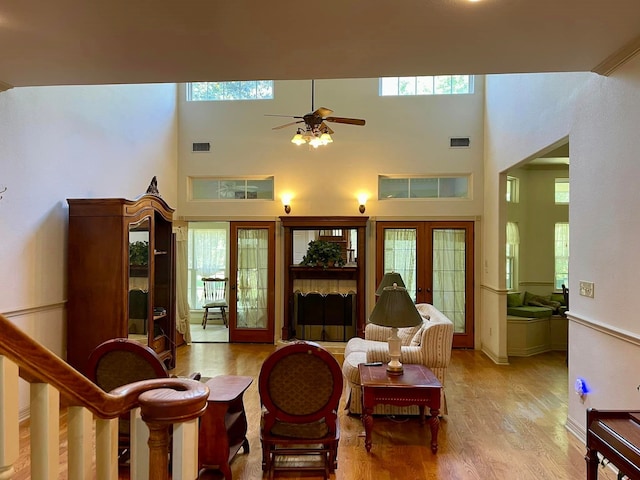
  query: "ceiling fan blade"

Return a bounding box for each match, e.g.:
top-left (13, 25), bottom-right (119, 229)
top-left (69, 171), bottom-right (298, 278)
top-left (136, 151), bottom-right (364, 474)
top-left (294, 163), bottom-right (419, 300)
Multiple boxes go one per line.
top-left (265, 114), bottom-right (303, 118)
top-left (272, 120), bottom-right (304, 130)
top-left (319, 122), bottom-right (334, 135)
top-left (325, 116), bottom-right (366, 126)
top-left (314, 107), bottom-right (333, 118)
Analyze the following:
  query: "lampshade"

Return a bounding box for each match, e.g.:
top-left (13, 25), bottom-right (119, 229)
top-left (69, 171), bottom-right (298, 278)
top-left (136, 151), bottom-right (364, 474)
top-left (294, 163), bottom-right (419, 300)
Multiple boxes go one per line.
top-left (291, 130), bottom-right (306, 145)
top-left (309, 136), bottom-right (323, 148)
top-left (368, 284), bottom-right (422, 375)
top-left (319, 132), bottom-right (333, 144)
top-left (369, 284), bottom-right (422, 328)
top-left (375, 272), bottom-right (406, 296)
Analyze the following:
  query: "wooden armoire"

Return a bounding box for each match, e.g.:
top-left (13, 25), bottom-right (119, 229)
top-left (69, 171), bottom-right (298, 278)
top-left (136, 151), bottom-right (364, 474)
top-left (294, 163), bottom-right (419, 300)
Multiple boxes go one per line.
top-left (66, 194), bottom-right (176, 374)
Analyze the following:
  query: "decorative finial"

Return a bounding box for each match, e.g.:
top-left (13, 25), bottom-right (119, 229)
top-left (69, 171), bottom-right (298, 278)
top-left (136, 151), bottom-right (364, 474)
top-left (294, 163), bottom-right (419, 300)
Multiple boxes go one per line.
top-left (146, 176), bottom-right (160, 197)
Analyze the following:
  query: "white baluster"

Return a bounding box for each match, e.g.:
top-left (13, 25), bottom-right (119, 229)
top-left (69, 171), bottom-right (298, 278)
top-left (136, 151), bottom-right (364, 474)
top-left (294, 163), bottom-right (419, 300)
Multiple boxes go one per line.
top-left (67, 406), bottom-right (93, 480)
top-left (96, 417), bottom-right (118, 480)
top-left (0, 357), bottom-right (19, 480)
top-left (30, 383), bottom-right (60, 479)
top-left (130, 407), bottom-right (149, 480)
top-left (172, 418), bottom-right (200, 479)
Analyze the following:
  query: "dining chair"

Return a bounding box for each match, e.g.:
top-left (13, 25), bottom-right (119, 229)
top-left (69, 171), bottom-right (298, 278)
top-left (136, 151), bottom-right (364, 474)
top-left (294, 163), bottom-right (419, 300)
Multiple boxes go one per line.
top-left (202, 277), bottom-right (228, 329)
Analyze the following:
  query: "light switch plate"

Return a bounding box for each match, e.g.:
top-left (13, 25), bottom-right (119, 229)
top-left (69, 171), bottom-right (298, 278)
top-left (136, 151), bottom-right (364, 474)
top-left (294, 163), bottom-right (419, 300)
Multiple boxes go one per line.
top-left (579, 281), bottom-right (594, 298)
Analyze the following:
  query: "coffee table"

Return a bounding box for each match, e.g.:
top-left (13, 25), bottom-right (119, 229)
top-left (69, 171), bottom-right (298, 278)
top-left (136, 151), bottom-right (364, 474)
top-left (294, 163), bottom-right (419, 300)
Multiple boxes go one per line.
top-left (358, 363), bottom-right (442, 453)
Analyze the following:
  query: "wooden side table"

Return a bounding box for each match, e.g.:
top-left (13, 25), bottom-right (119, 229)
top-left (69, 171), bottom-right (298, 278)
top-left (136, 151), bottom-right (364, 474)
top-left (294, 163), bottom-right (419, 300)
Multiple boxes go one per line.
top-left (359, 363), bottom-right (442, 453)
top-left (198, 375), bottom-right (253, 480)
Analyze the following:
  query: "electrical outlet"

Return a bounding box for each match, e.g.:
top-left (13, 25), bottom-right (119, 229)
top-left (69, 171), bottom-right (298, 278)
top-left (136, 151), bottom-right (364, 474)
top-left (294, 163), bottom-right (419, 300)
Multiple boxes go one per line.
top-left (579, 281), bottom-right (595, 298)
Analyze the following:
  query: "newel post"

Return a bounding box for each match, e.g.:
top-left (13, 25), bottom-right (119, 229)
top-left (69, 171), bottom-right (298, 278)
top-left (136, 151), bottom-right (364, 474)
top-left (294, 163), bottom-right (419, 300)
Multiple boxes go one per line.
top-left (137, 381), bottom-right (209, 480)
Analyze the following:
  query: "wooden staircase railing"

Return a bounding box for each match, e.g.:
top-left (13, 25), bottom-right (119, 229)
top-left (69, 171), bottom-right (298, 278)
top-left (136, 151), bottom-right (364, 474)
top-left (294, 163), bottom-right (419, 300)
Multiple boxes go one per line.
top-left (0, 313), bottom-right (209, 480)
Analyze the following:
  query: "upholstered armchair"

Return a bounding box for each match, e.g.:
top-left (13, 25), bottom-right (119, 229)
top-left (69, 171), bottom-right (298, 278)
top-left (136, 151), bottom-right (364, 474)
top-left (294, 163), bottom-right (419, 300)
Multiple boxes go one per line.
top-left (342, 303), bottom-right (454, 416)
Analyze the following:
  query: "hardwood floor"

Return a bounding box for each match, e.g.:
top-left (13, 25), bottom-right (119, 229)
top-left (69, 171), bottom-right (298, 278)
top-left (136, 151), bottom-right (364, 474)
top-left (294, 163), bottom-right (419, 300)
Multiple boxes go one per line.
top-left (16, 345), bottom-right (616, 480)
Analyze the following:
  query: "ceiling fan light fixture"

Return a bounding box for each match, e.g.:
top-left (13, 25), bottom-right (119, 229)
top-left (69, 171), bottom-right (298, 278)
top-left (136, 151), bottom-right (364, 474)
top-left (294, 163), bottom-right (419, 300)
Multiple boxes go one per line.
top-left (319, 132), bottom-right (333, 144)
top-left (309, 136), bottom-right (323, 148)
top-left (291, 129), bottom-right (306, 145)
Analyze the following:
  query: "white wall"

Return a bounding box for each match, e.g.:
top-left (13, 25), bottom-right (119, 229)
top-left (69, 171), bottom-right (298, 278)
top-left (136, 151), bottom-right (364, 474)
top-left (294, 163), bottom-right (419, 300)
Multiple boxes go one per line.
top-left (0, 83), bottom-right (178, 416)
top-left (484, 58), bottom-right (640, 435)
top-left (177, 78), bottom-right (485, 219)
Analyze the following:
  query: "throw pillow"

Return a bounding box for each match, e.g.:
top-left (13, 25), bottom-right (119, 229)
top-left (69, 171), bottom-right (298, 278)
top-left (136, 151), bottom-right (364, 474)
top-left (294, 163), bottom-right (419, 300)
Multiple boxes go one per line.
top-left (415, 303), bottom-right (432, 320)
top-left (525, 294), bottom-right (562, 312)
top-left (550, 293), bottom-right (566, 306)
top-left (397, 324), bottom-right (423, 346)
top-left (410, 327), bottom-right (424, 346)
top-left (523, 291), bottom-right (536, 305)
top-left (507, 292), bottom-right (523, 307)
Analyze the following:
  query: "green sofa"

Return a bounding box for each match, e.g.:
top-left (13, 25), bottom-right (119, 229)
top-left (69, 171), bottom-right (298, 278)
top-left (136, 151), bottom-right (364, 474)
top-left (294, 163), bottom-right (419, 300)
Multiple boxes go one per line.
top-left (507, 291), bottom-right (567, 318)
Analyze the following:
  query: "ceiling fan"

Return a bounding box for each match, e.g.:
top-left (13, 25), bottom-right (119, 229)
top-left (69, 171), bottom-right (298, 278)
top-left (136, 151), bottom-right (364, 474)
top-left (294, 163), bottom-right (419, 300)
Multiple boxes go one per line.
top-left (266, 80), bottom-right (366, 146)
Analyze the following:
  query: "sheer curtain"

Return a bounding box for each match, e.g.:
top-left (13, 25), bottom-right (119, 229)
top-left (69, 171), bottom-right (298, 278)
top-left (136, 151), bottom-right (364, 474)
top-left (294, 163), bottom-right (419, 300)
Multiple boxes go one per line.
top-left (174, 226), bottom-right (192, 344)
top-left (432, 229), bottom-right (466, 333)
top-left (506, 222), bottom-right (520, 291)
top-left (237, 228), bottom-right (269, 329)
top-left (187, 225), bottom-right (228, 309)
top-left (383, 229), bottom-right (417, 300)
top-left (554, 222), bottom-right (570, 289)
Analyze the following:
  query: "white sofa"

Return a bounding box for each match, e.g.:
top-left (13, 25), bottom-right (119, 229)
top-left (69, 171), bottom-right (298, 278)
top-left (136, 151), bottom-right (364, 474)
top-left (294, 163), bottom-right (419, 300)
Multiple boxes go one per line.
top-left (341, 303), bottom-right (454, 416)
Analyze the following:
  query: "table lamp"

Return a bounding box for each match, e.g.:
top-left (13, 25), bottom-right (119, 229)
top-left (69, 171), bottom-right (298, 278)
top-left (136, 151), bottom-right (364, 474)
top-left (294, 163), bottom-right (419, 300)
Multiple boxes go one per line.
top-left (368, 284), bottom-right (422, 375)
top-left (375, 272), bottom-right (406, 296)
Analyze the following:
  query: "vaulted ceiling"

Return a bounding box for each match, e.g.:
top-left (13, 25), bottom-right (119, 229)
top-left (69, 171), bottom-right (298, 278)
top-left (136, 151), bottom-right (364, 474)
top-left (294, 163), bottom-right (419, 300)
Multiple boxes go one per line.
top-left (1, 1), bottom-right (639, 89)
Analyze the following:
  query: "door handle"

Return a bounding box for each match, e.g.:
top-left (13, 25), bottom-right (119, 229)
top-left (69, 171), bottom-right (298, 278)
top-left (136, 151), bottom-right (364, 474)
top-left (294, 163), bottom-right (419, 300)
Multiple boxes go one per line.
top-left (231, 284), bottom-right (237, 290)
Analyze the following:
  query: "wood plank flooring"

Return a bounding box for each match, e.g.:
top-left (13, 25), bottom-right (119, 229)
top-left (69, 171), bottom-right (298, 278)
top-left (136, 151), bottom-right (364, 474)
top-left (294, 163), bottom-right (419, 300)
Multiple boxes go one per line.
top-left (14, 345), bottom-right (616, 479)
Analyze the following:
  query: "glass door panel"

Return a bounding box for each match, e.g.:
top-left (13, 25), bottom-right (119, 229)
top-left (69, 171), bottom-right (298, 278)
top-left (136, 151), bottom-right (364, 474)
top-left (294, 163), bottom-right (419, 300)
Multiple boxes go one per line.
top-left (382, 228), bottom-right (417, 301)
top-left (229, 222), bottom-right (275, 343)
top-left (432, 228), bottom-right (467, 335)
top-left (376, 221), bottom-right (474, 348)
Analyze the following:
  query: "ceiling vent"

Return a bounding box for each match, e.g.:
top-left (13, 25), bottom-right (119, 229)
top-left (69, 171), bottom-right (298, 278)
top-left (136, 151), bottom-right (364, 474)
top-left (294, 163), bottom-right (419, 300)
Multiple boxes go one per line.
top-left (450, 137), bottom-right (470, 148)
top-left (192, 142), bottom-right (211, 153)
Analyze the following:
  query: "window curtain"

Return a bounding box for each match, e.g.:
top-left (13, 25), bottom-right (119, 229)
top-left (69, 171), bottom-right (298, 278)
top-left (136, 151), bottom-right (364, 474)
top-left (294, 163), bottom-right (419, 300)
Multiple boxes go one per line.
top-left (432, 229), bottom-right (466, 333)
top-left (174, 226), bottom-right (192, 344)
top-left (237, 229), bottom-right (268, 329)
top-left (506, 222), bottom-right (520, 246)
top-left (555, 223), bottom-right (570, 288)
top-left (187, 227), bottom-right (227, 309)
top-left (506, 222), bottom-right (520, 291)
top-left (383, 229), bottom-right (417, 300)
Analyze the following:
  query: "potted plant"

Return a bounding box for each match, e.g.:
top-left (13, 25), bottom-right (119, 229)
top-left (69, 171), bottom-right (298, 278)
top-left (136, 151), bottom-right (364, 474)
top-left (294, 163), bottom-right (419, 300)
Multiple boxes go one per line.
top-left (300, 240), bottom-right (344, 268)
top-left (129, 240), bottom-right (149, 276)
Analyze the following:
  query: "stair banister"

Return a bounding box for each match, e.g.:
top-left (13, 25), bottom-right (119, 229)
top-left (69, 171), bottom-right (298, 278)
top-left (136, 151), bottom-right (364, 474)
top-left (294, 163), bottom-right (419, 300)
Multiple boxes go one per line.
top-left (0, 313), bottom-right (209, 480)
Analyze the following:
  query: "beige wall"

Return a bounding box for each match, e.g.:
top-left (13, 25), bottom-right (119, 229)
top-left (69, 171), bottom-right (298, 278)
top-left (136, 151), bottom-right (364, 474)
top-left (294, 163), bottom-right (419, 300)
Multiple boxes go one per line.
top-left (176, 78), bottom-right (485, 219)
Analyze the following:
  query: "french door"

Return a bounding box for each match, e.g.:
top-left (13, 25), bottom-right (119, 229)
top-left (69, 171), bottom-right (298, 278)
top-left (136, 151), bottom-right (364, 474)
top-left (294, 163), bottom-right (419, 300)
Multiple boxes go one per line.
top-left (376, 221), bottom-right (474, 348)
top-left (229, 222), bottom-right (275, 343)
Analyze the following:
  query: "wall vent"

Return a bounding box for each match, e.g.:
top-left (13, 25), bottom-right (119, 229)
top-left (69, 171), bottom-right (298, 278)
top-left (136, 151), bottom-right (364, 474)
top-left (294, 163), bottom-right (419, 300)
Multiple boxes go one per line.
top-left (192, 142), bottom-right (211, 152)
top-left (450, 137), bottom-right (470, 148)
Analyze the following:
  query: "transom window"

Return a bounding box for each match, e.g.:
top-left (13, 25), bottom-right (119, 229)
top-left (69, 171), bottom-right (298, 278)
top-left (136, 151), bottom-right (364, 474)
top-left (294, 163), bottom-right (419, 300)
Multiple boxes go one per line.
top-left (379, 75), bottom-right (474, 96)
top-left (187, 81), bottom-right (274, 101)
top-left (189, 177), bottom-right (274, 200)
top-left (378, 175), bottom-right (470, 199)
